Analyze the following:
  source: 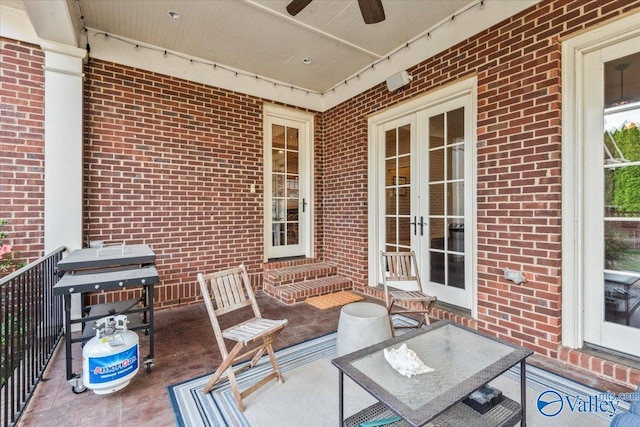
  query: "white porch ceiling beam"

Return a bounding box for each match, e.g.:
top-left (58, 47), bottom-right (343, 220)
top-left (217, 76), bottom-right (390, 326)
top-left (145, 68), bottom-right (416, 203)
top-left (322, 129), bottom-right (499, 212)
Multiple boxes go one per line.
top-left (244, 0), bottom-right (383, 60)
top-left (20, 0), bottom-right (80, 47)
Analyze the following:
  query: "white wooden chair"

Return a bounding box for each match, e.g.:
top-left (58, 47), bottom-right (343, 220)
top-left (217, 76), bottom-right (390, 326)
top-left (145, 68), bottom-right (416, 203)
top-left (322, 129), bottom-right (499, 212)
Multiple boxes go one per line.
top-left (380, 251), bottom-right (437, 335)
top-left (197, 264), bottom-right (288, 412)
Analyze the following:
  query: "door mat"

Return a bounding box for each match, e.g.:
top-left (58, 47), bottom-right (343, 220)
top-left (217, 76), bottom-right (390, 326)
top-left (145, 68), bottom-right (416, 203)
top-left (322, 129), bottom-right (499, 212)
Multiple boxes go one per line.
top-left (305, 291), bottom-right (364, 309)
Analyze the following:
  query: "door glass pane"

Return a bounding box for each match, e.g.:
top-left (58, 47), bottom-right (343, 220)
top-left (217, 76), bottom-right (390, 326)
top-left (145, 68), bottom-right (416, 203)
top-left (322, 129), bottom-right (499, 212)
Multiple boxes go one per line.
top-left (430, 252), bottom-right (445, 285)
top-left (429, 183), bottom-right (444, 216)
top-left (288, 151), bottom-right (299, 174)
top-left (398, 155), bottom-right (411, 185)
top-left (448, 220), bottom-right (465, 253)
top-left (447, 182), bottom-right (464, 216)
top-left (430, 217), bottom-right (445, 285)
top-left (272, 125), bottom-right (285, 149)
top-left (273, 175), bottom-right (284, 197)
top-left (386, 189), bottom-right (396, 215)
top-left (602, 52), bottom-right (640, 328)
top-left (386, 217), bottom-right (397, 245)
top-left (287, 175), bottom-right (299, 198)
top-left (447, 146), bottom-right (465, 180)
top-left (272, 199), bottom-right (285, 221)
top-left (287, 127), bottom-right (299, 149)
top-left (398, 125), bottom-right (411, 155)
top-left (429, 148), bottom-right (444, 182)
top-left (287, 222), bottom-right (299, 245)
top-left (448, 254), bottom-right (465, 288)
top-left (447, 108), bottom-right (465, 144)
top-left (287, 199), bottom-right (299, 221)
top-left (428, 109), bottom-right (466, 290)
top-left (272, 223), bottom-right (285, 246)
top-left (399, 220), bottom-right (411, 247)
top-left (272, 149), bottom-right (285, 172)
top-left (386, 129), bottom-right (397, 157)
top-left (429, 218), bottom-right (445, 250)
top-left (385, 159), bottom-right (395, 185)
top-left (398, 188), bottom-right (411, 215)
top-left (429, 114), bottom-right (444, 149)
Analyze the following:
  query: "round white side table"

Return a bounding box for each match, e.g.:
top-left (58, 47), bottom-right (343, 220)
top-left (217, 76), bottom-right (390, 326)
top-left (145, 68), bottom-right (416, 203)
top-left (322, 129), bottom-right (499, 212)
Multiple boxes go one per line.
top-left (336, 302), bottom-right (392, 356)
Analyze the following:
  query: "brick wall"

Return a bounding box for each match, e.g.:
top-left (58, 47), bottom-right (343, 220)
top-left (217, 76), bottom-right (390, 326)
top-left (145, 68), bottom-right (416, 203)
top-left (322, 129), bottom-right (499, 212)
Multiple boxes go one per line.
top-left (322, 0), bottom-right (640, 387)
top-left (83, 61), bottom-right (322, 307)
top-left (0, 37), bottom-right (45, 269)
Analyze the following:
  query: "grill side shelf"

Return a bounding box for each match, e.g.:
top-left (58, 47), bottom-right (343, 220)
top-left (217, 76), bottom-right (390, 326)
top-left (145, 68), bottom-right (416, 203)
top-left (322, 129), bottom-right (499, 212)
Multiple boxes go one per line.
top-left (53, 266), bottom-right (159, 295)
top-left (57, 244), bottom-right (156, 272)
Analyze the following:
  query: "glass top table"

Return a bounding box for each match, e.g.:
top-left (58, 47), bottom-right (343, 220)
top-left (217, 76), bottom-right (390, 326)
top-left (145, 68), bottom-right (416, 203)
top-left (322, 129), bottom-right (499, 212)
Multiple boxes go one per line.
top-left (332, 320), bottom-right (532, 427)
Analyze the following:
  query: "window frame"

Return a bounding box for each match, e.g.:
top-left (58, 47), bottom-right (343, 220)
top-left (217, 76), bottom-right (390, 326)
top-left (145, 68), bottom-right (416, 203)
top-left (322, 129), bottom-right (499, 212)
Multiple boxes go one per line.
top-left (561, 12), bottom-right (640, 349)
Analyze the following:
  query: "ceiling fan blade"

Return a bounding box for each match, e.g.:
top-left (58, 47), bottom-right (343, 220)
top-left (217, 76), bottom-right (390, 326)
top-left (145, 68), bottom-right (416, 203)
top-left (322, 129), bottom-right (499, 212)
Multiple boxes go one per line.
top-left (358, 0), bottom-right (385, 24)
top-left (287, 0), bottom-right (314, 16)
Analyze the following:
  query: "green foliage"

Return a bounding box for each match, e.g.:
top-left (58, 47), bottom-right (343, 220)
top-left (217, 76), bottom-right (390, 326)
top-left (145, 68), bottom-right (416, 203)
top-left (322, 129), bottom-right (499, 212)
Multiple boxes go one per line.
top-left (605, 230), bottom-right (629, 264)
top-left (1, 219), bottom-right (23, 274)
top-left (608, 125), bottom-right (640, 213)
top-left (1, 310), bottom-right (26, 386)
top-left (614, 167), bottom-right (640, 212)
top-left (1, 220), bottom-right (27, 385)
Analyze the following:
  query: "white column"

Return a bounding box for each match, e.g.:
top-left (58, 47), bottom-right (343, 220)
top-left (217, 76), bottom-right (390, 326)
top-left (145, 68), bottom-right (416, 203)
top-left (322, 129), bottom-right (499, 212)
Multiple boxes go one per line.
top-left (41, 40), bottom-right (86, 329)
top-left (41, 40), bottom-right (86, 254)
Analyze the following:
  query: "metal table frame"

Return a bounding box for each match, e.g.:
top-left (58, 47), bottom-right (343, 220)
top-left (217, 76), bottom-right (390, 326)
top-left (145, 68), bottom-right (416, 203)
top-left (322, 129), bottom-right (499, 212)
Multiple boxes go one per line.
top-left (332, 320), bottom-right (533, 427)
top-left (54, 244), bottom-right (159, 393)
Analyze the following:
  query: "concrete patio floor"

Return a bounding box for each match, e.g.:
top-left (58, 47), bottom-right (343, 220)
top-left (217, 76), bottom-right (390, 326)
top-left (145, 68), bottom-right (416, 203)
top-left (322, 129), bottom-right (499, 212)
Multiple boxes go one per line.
top-left (15, 292), bottom-right (632, 427)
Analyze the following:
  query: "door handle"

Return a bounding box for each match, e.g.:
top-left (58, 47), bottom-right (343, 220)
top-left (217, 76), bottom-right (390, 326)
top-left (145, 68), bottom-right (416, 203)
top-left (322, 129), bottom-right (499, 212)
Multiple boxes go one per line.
top-left (410, 216), bottom-right (417, 235)
top-left (302, 198), bottom-right (307, 213)
top-left (419, 216), bottom-right (426, 236)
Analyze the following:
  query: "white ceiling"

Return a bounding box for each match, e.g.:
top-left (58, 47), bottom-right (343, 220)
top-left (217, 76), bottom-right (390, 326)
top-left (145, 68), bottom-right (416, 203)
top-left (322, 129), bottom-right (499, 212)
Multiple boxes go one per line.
top-left (3, 0), bottom-right (539, 109)
top-left (77, 0), bottom-right (474, 93)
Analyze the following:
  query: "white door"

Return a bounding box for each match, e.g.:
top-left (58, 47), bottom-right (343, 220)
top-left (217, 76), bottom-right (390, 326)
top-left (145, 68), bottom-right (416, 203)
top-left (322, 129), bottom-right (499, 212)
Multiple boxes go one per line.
top-left (264, 108), bottom-right (313, 260)
top-left (418, 97), bottom-right (473, 309)
top-left (376, 92), bottom-right (473, 309)
top-left (582, 39), bottom-right (640, 356)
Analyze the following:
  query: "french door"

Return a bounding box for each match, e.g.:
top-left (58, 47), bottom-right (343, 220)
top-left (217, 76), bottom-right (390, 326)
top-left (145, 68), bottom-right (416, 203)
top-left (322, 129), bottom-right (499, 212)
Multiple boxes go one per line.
top-left (264, 106), bottom-right (313, 260)
top-left (419, 98), bottom-right (472, 308)
top-left (375, 85), bottom-right (474, 309)
top-left (582, 39), bottom-right (640, 356)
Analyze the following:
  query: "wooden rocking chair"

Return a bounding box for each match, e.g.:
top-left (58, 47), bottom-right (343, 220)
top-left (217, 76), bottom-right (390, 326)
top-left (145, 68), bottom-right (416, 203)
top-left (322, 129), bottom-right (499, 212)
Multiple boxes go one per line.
top-left (380, 251), bottom-right (437, 335)
top-left (197, 264), bottom-right (288, 412)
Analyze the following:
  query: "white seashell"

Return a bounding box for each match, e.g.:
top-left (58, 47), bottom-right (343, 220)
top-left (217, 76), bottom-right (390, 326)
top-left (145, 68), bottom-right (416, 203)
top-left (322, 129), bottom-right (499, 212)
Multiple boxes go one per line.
top-left (383, 343), bottom-right (435, 378)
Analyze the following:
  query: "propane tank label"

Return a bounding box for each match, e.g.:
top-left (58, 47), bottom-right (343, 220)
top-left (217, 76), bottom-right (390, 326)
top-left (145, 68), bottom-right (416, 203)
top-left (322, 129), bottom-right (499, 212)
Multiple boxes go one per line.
top-left (88, 345), bottom-right (139, 384)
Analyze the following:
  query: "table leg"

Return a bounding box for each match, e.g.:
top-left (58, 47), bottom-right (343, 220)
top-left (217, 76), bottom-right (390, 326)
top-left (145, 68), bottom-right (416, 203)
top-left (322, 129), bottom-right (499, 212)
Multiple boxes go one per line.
top-left (339, 371), bottom-right (344, 427)
top-left (148, 284), bottom-right (154, 358)
top-left (64, 294), bottom-right (72, 381)
top-left (521, 360), bottom-right (527, 427)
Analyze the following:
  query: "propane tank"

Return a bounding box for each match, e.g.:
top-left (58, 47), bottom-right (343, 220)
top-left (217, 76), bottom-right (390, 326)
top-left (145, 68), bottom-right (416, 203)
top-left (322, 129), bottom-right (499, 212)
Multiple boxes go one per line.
top-left (82, 314), bottom-right (139, 394)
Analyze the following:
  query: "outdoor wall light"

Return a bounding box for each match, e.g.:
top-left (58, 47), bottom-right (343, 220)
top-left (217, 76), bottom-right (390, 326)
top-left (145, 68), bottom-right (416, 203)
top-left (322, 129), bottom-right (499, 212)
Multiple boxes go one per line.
top-left (503, 268), bottom-right (527, 285)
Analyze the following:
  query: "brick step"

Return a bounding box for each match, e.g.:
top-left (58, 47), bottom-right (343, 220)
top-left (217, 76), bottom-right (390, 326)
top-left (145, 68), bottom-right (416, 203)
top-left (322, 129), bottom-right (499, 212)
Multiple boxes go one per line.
top-left (263, 258), bottom-right (317, 270)
top-left (361, 285), bottom-right (386, 301)
top-left (264, 275), bottom-right (352, 305)
top-left (263, 262), bottom-right (337, 287)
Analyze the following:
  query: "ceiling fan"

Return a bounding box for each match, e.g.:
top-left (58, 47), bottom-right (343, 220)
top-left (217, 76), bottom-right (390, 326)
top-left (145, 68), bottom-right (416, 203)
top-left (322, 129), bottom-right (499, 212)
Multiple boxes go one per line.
top-left (286, 0), bottom-right (385, 24)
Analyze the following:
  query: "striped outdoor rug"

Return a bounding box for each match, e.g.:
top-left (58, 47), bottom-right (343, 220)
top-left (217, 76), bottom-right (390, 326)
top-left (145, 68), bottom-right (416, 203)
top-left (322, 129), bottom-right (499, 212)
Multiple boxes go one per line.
top-left (167, 316), bottom-right (630, 427)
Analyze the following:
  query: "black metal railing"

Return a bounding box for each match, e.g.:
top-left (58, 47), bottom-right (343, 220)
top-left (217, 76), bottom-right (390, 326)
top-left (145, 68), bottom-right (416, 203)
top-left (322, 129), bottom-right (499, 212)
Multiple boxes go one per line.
top-left (1, 247), bottom-right (65, 427)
